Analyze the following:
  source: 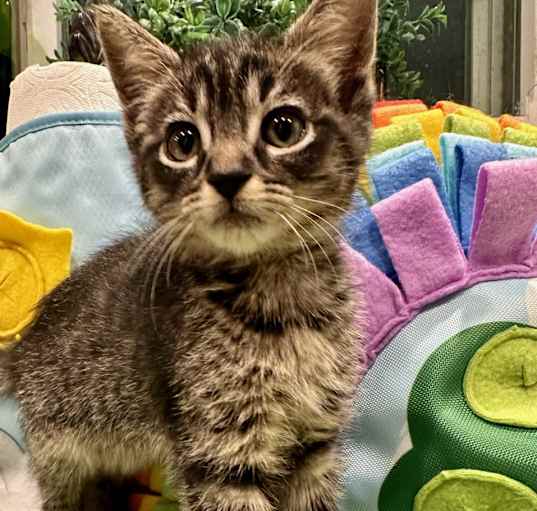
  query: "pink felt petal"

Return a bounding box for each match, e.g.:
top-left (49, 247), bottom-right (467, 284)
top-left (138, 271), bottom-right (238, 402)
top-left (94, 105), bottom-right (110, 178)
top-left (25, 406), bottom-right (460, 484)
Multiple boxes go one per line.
top-left (469, 159), bottom-right (537, 269)
top-left (340, 244), bottom-right (406, 364)
top-left (373, 179), bottom-right (467, 302)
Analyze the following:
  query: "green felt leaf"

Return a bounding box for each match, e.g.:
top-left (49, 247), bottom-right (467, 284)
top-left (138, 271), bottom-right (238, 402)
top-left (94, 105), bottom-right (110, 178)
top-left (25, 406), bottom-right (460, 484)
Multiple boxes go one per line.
top-left (464, 326), bottom-right (537, 428)
top-left (379, 322), bottom-right (537, 511)
top-left (414, 469), bottom-right (537, 511)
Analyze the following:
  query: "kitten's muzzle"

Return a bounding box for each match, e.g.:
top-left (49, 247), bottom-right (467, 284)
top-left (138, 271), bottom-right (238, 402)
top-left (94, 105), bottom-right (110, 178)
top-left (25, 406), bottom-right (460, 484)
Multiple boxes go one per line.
top-left (207, 169), bottom-right (252, 201)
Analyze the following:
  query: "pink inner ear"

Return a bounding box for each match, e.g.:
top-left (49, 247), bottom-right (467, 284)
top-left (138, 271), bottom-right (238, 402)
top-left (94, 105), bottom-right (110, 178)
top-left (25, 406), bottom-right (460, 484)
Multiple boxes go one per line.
top-left (372, 179), bottom-right (467, 302)
top-left (469, 159), bottom-right (537, 269)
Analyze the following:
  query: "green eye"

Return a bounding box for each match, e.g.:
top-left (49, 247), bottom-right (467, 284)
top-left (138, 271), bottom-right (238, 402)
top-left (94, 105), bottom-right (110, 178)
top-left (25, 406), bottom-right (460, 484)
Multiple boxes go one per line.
top-left (165, 122), bottom-right (201, 162)
top-left (262, 107), bottom-right (307, 149)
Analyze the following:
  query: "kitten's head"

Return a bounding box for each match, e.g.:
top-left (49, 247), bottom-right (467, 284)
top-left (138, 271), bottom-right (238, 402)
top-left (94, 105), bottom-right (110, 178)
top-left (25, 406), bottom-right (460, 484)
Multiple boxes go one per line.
top-left (95, 1), bottom-right (377, 260)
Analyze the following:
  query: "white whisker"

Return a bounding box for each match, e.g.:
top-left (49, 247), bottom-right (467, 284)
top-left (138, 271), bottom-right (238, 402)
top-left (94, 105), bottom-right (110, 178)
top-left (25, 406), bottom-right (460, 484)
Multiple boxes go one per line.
top-left (291, 204), bottom-right (347, 243)
top-left (293, 195), bottom-right (348, 214)
top-left (274, 211), bottom-right (319, 283)
top-left (284, 212), bottom-right (336, 277)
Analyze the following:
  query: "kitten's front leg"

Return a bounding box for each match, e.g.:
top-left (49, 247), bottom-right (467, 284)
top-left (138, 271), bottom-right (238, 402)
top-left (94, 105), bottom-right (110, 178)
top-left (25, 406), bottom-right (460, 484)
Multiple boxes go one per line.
top-left (31, 455), bottom-right (87, 511)
top-left (179, 463), bottom-right (275, 511)
top-left (283, 441), bottom-right (342, 511)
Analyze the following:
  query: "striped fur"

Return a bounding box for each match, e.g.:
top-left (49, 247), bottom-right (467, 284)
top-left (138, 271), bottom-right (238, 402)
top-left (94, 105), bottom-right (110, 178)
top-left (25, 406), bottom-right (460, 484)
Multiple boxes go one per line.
top-left (0, 1), bottom-right (377, 509)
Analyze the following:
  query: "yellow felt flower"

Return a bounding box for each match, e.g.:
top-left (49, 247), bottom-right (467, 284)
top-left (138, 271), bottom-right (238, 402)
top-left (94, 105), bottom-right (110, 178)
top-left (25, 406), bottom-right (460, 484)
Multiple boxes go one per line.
top-left (0, 211), bottom-right (72, 342)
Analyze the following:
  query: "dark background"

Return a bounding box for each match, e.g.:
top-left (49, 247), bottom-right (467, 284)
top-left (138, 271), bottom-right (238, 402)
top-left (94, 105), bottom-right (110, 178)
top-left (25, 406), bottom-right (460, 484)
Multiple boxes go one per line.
top-left (406, 0), bottom-right (469, 105)
top-left (0, 53), bottom-right (9, 139)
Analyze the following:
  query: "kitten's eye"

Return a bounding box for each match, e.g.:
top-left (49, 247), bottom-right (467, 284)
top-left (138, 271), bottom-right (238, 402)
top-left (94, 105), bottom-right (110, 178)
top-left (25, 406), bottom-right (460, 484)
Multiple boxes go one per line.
top-left (165, 122), bottom-right (201, 162)
top-left (262, 107), bottom-right (306, 149)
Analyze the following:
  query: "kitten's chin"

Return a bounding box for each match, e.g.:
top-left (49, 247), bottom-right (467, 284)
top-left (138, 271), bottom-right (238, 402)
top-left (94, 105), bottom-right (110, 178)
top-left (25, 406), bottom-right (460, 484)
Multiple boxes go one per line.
top-left (200, 222), bottom-right (282, 258)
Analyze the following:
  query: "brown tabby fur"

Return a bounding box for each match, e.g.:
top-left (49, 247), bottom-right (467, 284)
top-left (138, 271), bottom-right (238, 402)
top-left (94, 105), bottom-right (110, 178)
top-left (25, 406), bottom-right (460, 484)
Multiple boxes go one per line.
top-left (0, 1), bottom-right (377, 509)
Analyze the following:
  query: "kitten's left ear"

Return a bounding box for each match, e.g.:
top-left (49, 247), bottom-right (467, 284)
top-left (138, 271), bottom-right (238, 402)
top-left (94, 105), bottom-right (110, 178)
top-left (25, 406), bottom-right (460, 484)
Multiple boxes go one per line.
top-left (286, 0), bottom-right (378, 111)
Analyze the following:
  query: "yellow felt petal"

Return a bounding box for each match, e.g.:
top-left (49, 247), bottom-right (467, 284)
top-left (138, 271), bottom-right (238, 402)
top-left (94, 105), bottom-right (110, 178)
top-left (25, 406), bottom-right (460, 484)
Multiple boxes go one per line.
top-left (0, 210), bottom-right (72, 340)
top-left (391, 109), bottom-right (444, 162)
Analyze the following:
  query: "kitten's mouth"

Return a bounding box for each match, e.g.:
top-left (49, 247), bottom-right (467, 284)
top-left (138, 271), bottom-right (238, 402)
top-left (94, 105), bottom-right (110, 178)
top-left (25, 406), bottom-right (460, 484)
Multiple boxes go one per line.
top-left (213, 202), bottom-right (263, 227)
top-left (199, 201), bottom-right (281, 256)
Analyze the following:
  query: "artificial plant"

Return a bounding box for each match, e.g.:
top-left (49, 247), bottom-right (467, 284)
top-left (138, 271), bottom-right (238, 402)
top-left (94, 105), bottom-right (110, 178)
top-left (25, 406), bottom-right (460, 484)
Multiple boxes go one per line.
top-left (377, 0), bottom-right (447, 99)
top-left (52, 0), bottom-right (447, 100)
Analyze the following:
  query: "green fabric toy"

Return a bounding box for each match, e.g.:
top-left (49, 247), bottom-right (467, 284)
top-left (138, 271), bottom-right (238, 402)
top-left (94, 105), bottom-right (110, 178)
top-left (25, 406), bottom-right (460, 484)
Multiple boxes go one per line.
top-left (464, 326), bottom-right (537, 428)
top-left (379, 322), bottom-right (537, 511)
top-left (370, 121), bottom-right (424, 156)
top-left (414, 469), bottom-right (537, 511)
top-left (443, 113), bottom-right (490, 139)
top-left (503, 127), bottom-right (537, 147)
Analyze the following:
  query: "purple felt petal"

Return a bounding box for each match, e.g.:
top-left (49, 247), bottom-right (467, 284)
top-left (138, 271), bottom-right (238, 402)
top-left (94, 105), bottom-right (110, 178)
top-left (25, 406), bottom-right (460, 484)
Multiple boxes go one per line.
top-left (340, 243), bottom-right (406, 365)
top-left (373, 179), bottom-right (467, 302)
top-left (469, 159), bottom-right (537, 269)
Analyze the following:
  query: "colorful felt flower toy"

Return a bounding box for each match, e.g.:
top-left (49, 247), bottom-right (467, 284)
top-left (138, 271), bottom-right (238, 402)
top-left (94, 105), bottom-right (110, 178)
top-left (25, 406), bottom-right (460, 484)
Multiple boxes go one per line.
top-left (0, 210), bottom-right (72, 344)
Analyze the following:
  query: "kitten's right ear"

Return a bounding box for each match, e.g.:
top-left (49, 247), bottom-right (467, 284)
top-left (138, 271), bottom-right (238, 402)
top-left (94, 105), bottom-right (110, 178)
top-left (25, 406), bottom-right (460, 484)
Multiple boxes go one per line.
top-left (94, 6), bottom-right (180, 114)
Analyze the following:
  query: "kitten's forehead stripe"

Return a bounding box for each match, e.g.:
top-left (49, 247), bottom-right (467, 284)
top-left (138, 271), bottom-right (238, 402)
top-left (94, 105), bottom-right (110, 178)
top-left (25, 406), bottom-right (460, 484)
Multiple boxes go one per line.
top-left (183, 82), bottom-right (198, 113)
top-left (284, 62), bottom-right (332, 107)
top-left (216, 62), bottom-right (233, 114)
top-left (259, 73), bottom-right (275, 103)
top-left (196, 62), bottom-right (216, 111)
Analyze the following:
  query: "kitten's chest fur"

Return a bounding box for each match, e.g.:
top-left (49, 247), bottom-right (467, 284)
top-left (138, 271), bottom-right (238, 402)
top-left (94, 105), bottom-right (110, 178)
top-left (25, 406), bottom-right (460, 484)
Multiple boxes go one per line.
top-left (166, 255), bottom-right (361, 468)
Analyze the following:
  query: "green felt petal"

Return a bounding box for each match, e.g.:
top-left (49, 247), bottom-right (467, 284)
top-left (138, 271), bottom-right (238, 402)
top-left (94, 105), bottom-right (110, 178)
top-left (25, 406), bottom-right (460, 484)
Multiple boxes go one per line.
top-left (414, 469), bottom-right (537, 511)
top-left (464, 326), bottom-right (537, 427)
top-left (379, 322), bottom-right (537, 511)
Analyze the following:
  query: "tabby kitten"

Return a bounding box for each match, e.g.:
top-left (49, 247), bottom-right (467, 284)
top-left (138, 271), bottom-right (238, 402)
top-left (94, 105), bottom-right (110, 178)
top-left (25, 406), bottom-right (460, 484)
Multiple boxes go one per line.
top-left (0, 1), bottom-right (377, 510)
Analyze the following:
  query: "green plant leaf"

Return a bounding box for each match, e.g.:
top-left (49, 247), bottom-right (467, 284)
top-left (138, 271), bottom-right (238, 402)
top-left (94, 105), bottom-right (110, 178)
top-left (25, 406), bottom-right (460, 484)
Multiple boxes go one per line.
top-left (229, 0), bottom-right (241, 18)
top-left (139, 17), bottom-right (152, 29)
top-left (215, 0), bottom-right (233, 19)
top-left (223, 18), bottom-right (242, 35)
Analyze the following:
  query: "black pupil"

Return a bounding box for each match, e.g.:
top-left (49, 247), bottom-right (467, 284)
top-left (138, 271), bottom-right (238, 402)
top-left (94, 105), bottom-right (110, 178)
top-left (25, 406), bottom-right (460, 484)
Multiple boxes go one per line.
top-left (272, 115), bottom-right (295, 142)
top-left (175, 127), bottom-right (196, 154)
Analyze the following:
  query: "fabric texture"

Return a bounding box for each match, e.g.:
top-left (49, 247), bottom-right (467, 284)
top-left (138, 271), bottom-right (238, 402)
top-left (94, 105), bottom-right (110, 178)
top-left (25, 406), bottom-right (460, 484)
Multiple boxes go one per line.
top-left (452, 138), bottom-right (507, 251)
top-left (367, 140), bottom-right (426, 176)
top-left (464, 326), bottom-right (537, 428)
top-left (6, 62), bottom-right (119, 134)
top-left (375, 99), bottom-right (425, 109)
top-left (503, 127), bottom-right (537, 147)
top-left (342, 248), bottom-right (405, 365)
top-left (439, 133), bottom-right (479, 227)
top-left (391, 109), bottom-right (445, 161)
top-left (469, 159), bottom-right (537, 270)
top-left (505, 142), bottom-right (537, 159)
top-left (369, 122), bottom-right (423, 156)
top-left (0, 210), bottom-right (71, 342)
top-left (413, 469), bottom-right (537, 511)
top-left (372, 103), bottom-right (427, 129)
top-left (342, 194), bottom-right (396, 280)
top-left (433, 100), bottom-right (461, 115)
top-left (377, 322), bottom-right (537, 510)
top-left (443, 113), bottom-right (491, 139)
top-left (453, 106), bottom-right (502, 142)
top-left (372, 179), bottom-right (465, 302)
top-left (0, 432), bottom-right (40, 511)
top-left (130, 467), bottom-right (177, 511)
top-left (341, 281), bottom-right (534, 510)
top-left (0, 113), bottom-right (152, 267)
top-left (499, 114), bottom-right (537, 134)
top-left (3, 107), bottom-right (537, 511)
top-left (369, 148), bottom-right (455, 227)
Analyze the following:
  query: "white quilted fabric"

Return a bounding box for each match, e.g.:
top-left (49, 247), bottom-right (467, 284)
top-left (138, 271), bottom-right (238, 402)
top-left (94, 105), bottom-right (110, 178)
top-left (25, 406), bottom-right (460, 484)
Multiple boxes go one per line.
top-left (6, 62), bottom-right (120, 134)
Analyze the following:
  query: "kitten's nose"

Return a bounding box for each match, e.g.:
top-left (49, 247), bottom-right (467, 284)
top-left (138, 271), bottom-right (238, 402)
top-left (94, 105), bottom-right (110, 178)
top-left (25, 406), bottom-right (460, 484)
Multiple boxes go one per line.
top-left (208, 169), bottom-right (252, 201)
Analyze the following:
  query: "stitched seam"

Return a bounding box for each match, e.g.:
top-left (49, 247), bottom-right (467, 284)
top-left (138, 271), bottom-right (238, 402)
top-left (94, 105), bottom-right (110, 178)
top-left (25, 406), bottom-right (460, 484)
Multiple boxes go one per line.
top-left (0, 113), bottom-right (123, 152)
